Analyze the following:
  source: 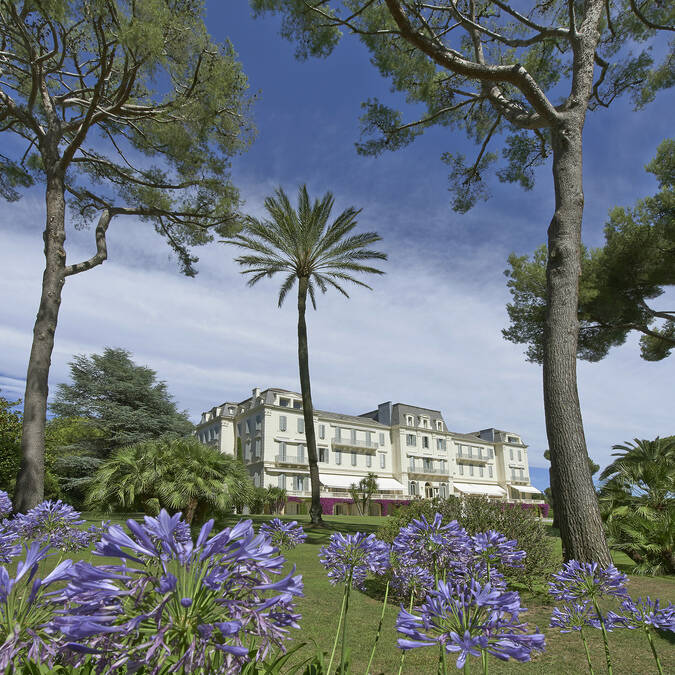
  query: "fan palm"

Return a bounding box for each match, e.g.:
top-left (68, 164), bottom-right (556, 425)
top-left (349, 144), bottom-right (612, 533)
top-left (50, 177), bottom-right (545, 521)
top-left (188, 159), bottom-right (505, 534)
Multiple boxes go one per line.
top-left (598, 437), bottom-right (675, 574)
top-left (86, 436), bottom-right (254, 523)
top-left (225, 185), bottom-right (386, 525)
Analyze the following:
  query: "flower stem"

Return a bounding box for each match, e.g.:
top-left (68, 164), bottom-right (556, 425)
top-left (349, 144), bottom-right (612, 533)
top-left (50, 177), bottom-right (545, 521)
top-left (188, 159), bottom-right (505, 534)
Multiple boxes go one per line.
top-left (579, 626), bottom-right (595, 675)
top-left (339, 571), bottom-right (353, 673)
top-left (592, 598), bottom-right (612, 675)
top-left (365, 580), bottom-right (389, 675)
top-left (328, 580), bottom-right (349, 674)
top-left (643, 626), bottom-right (664, 675)
top-left (397, 592), bottom-right (415, 675)
top-left (482, 649), bottom-right (489, 674)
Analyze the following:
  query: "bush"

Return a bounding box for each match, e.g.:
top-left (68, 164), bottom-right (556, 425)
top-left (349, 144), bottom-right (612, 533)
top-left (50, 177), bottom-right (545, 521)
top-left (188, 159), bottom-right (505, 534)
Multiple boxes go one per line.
top-left (378, 496), bottom-right (558, 591)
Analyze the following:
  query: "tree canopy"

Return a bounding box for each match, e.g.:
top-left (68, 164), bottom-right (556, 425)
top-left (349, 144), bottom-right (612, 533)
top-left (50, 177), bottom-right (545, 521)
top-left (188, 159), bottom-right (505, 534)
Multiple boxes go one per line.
top-left (0, 394), bottom-right (22, 494)
top-left (504, 139), bottom-right (675, 363)
top-left (50, 347), bottom-right (193, 458)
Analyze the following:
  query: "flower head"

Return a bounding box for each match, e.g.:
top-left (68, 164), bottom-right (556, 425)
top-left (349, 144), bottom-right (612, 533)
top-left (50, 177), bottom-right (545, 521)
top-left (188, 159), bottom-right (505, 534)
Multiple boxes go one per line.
top-left (549, 560), bottom-right (629, 602)
top-left (0, 522), bottom-right (21, 563)
top-left (613, 596), bottom-right (675, 632)
top-left (259, 519), bottom-right (307, 550)
top-left (319, 532), bottom-right (390, 590)
top-left (54, 510), bottom-right (303, 673)
top-left (550, 601), bottom-right (604, 632)
top-left (391, 563), bottom-right (435, 603)
top-left (471, 530), bottom-right (526, 569)
top-left (0, 491), bottom-right (12, 519)
top-left (397, 579), bottom-right (545, 669)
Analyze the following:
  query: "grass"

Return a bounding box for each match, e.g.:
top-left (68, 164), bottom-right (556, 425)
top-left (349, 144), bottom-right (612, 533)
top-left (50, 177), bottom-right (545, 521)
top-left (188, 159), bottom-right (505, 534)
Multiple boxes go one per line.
top-left (44, 512), bottom-right (675, 673)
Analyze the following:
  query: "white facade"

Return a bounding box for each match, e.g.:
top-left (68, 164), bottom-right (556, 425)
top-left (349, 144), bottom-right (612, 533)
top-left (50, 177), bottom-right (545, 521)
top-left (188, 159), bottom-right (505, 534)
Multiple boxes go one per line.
top-left (196, 387), bottom-right (544, 509)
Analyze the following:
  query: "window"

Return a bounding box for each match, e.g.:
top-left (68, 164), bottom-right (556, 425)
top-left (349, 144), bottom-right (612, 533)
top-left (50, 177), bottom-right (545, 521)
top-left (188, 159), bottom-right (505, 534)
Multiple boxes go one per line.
top-left (423, 458), bottom-right (432, 472)
top-left (351, 451), bottom-right (357, 466)
top-left (469, 464), bottom-right (475, 477)
top-left (441, 460), bottom-right (447, 473)
top-left (319, 447), bottom-right (328, 463)
top-left (409, 481), bottom-right (417, 496)
top-left (256, 415), bottom-right (262, 431)
top-left (436, 421), bottom-right (443, 431)
top-left (409, 457), bottom-right (415, 472)
top-left (437, 438), bottom-right (446, 450)
top-left (380, 454), bottom-right (386, 469)
top-left (229, 407), bottom-right (235, 415)
top-left (245, 440), bottom-right (251, 461)
top-left (278, 474), bottom-right (286, 489)
top-left (298, 418), bottom-right (305, 433)
top-left (278, 441), bottom-right (286, 460)
top-left (406, 434), bottom-right (416, 446)
top-left (379, 432), bottom-right (385, 446)
top-left (351, 429), bottom-right (357, 443)
top-left (407, 415), bottom-right (414, 426)
top-left (479, 466), bottom-right (484, 478)
top-left (509, 448), bottom-right (514, 460)
top-left (279, 416), bottom-right (287, 432)
top-left (295, 475), bottom-right (305, 491)
top-left (254, 438), bottom-right (261, 457)
top-left (440, 483), bottom-right (447, 498)
top-left (293, 400), bottom-right (302, 409)
top-left (319, 424), bottom-right (326, 439)
top-left (335, 449), bottom-right (341, 465)
top-left (237, 422), bottom-right (243, 437)
top-left (366, 431), bottom-right (373, 446)
top-left (488, 448), bottom-right (494, 459)
top-left (422, 436), bottom-right (429, 449)
top-left (335, 427), bottom-right (342, 440)
top-left (366, 454), bottom-right (372, 467)
top-left (298, 444), bottom-right (305, 462)
top-left (246, 419), bottom-right (253, 434)
top-left (458, 464), bottom-right (464, 476)
top-left (422, 418), bottom-right (429, 428)
top-left (508, 435), bottom-right (519, 443)
top-left (279, 398), bottom-right (290, 407)
top-left (488, 465), bottom-right (493, 478)
top-left (517, 449), bottom-right (522, 462)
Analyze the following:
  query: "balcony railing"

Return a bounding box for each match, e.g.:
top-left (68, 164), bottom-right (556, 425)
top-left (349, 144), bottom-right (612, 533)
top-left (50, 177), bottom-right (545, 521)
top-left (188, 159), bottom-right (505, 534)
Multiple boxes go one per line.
top-left (456, 450), bottom-right (492, 462)
top-left (332, 437), bottom-right (378, 450)
top-left (408, 465), bottom-right (448, 475)
top-left (274, 455), bottom-right (307, 465)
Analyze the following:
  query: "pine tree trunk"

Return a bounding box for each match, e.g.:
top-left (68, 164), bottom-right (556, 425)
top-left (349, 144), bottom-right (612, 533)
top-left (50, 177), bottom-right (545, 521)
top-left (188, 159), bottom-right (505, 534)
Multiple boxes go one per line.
top-left (14, 171), bottom-right (67, 513)
top-left (297, 276), bottom-right (323, 525)
top-left (544, 121), bottom-right (611, 564)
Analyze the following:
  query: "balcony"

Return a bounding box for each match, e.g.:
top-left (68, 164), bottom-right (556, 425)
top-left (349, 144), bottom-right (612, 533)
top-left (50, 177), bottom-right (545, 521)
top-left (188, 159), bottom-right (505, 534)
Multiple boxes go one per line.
top-left (332, 437), bottom-right (378, 450)
top-left (456, 450), bottom-right (491, 463)
top-left (408, 465), bottom-right (448, 476)
top-left (274, 455), bottom-right (307, 466)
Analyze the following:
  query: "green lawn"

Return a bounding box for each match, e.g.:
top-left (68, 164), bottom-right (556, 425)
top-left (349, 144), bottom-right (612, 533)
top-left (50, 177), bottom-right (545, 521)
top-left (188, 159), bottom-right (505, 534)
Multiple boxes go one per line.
top-left (69, 513), bottom-right (675, 673)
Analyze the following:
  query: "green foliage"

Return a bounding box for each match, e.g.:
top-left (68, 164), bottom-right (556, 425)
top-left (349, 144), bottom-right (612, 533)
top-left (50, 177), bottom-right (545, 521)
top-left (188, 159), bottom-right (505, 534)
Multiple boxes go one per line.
top-left (0, 0), bottom-right (254, 272)
top-left (379, 496), bottom-right (558, 590)
top-left (86, 436), bottom-right (254, 524)
top-left (266, 486), bottom-right (288, 514)
top-left (51, 348), bottom-right (193, 458)
top-left (504, 139), bottom-right (675, 362)
top-left (348, 472), bottom-right (378, 516)
top-left (599, 436), bottom-right (675, 575)
top-left (250, 487), bottom-right (269, 514)
top-left (0, 394), bottom-right (22, 495)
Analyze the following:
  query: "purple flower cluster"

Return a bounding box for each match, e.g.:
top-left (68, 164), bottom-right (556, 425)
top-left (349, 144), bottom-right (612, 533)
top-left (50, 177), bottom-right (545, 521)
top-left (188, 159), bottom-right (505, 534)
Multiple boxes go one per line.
top-left (319, 532), bottom-right (390, 590)
top-left (397, 579), bottom-right (545, 669)
top-left (609, 597), bottom-right (675, 632)
top-left (471, 530), bottom-right (526, 569)
top-left (550, 601), bottom-right (611, 632)
top-left (549, 560), bottom-right (629, 602)
top-left (259, 518), bottom-right (307, 549)
top-left (0, 542), bottom-right (73, 670)
top-left (391, 563), bottom-right (435, 603)
top-left (0, 522), bottom-right (21, 563)
top-left (54, 510), bottom-right (303, 673)
top-left (9, 500), bottom-right (97, 552)
top-left (0, 490), bottom-right (12, 519)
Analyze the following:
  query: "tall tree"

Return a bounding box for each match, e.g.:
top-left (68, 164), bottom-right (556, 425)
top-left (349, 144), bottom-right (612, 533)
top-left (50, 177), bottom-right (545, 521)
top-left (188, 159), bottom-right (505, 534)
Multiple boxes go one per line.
top-left (0, 1), bottom-right (253, 511)
top-left (51, 347), bottom-right (193, 457)
top-left (251, 0), bottom-right (673, 562)
top-left (504, 139), bottom-right (675, 362)
top-left (225, 185), bottom-right (386, 525)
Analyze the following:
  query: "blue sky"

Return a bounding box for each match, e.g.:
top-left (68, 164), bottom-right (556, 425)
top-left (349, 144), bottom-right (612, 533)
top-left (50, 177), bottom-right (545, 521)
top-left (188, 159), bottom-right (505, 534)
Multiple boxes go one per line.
top-left (1, 2), bottom-right (673, 493)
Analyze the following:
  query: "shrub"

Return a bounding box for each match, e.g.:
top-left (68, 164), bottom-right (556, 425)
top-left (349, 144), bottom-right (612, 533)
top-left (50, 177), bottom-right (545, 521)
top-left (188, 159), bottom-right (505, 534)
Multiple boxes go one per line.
top-left (379, 495), bottom-right (557, 590)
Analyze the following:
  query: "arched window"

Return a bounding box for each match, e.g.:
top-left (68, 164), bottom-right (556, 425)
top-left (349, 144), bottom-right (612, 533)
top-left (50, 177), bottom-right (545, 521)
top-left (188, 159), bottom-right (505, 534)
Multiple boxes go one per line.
top-left (424, 482), bottom-right (433, 499)
top-left (409, 481), bottom-right (417, 496)
top-left (440, 483), bottom-right (447, 499)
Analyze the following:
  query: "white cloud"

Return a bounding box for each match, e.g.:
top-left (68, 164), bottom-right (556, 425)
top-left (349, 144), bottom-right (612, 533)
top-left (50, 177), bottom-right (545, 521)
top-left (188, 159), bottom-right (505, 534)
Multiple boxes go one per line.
top-left (1, 182), bottom-right (672, 483)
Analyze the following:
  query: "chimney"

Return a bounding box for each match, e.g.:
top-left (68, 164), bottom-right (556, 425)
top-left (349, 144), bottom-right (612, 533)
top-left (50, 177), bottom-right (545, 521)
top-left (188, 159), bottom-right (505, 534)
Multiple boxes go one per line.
top-left (252, 387), bottom-right (260, 400)
top-left (377, 401), bottom-right (392, 426)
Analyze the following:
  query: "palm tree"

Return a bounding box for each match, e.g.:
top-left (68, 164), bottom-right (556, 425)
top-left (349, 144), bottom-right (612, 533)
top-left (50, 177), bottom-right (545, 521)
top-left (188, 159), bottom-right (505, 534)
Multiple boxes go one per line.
top-left (598, 437), bottom-right (675, 574)
top-left (86, 436), bottom-right (254, 523)
top-left (225, 185), bottom-right (386, 525)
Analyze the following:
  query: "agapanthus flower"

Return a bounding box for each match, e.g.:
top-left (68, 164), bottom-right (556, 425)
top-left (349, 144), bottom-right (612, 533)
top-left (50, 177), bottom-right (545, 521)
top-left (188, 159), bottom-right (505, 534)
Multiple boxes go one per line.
top-left (391, 562), bottom-right (435, 603)
top-left (392, 513), bottom-right (470, 576)
top-left (550, 601), bottom-right (607, 632)
top-left (397, 579), bottom-right (545, 669)
top-left (0, 522), bottom-right (21, 563)
top-left (259, 519), bottom-right (307, 549)
top-left (610, 596), bottom-right (675, 632)
top-left (471, 530), bottom-right (526, 569)
top-left (549, 560), bottom-right (629, 602)
top-left (319, 532), bottom-right (390, 590)
top-left (0, 542), bottom-right (73, 671)
top-left (9, 500), bottom-right (95, 552)
top-left (53, 510), bottom-right (303, 674)
top-left (0, 490), bottom-right (12, 519)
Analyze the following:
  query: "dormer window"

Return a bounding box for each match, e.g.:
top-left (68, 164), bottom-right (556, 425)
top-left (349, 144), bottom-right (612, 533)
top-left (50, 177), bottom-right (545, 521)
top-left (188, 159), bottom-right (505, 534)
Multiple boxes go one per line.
top-left (279, 398), bottom-right (290, 407)
top-left (436, 420), bottom-right (443, 431)
top-left (421, 418), bottom-right (429, 429)
top-left (293, 400), bottom-right (302, 409)
top-left (507, 435), bottom-right (519, 444)
top-left (407, 415), bottom-right (414, 426)
top-left (229, 407), bottom-right (235, 415)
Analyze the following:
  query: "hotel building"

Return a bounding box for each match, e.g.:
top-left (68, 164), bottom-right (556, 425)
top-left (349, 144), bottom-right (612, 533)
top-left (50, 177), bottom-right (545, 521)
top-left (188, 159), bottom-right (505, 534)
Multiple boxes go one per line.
top-left (196, 387), bottom-right (544, 515)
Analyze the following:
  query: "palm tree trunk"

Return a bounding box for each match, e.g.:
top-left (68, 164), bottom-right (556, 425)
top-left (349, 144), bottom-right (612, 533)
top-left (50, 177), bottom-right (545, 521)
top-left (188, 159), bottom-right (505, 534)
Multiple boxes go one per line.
top-left (297, 276), bottom-right (323, 525)
top-left (184, 497), bottom-right (199, 524)
top-left (14, 170), bottom-right (67, 513)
